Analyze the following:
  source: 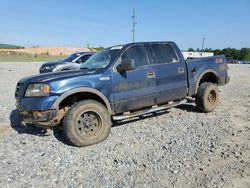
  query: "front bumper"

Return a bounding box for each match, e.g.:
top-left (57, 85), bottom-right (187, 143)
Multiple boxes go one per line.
top-left (16, 96), bottom-right (58, 111)
top-left (18, 109), bottom-right (60, 127)
top-left (15, 95), bottom-right (64, 127)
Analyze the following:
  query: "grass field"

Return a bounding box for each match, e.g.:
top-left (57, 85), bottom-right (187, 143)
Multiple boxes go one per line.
top-left (0, 51), bottom-right (65, 62)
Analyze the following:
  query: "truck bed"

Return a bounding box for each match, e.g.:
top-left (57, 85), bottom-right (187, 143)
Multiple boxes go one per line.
top-left (186, 55), bottom-right (229, 96)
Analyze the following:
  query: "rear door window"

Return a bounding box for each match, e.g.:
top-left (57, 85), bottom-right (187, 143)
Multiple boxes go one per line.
top-left (150, 44), bottom-right (178, 64)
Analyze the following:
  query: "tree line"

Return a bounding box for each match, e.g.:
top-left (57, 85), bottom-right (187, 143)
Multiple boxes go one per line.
top-left (187, 47), bottom-right (250, 61)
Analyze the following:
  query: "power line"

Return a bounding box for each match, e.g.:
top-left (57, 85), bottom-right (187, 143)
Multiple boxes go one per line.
top-left (131, 9), bottom-right (137, 43)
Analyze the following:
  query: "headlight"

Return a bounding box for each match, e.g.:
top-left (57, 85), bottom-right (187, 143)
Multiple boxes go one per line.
top-left (25, 84), bottom-right (50, 97)
top-left (41, 65), bottom-right (57, 71)
top-left (49, 65), bottom-right (57, 69)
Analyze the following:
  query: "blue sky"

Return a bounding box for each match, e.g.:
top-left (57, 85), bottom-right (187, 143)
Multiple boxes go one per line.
top-left (0, 0), bottom-right (249, 50)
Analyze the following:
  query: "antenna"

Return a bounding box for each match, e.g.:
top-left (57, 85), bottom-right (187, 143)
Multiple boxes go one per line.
top-left (201, 37), bottom-right (205, 57)
top-left (131, 9), bottom-right (137, 43)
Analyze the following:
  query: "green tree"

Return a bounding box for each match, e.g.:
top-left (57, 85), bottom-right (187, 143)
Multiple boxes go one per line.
top-left (213, 49), bottom-right (222, 55)
top-left (232, 49), bottom-right (241, 60)
top-left (95, 46), bottom-right (105, 51)
top-left (204, 48), bottom-right (213, 52)
top-left (188, 48), bottom-right (195, 52)
top-left (240, 48), bottom-right (250, 60)
top-left (222, 48), bottom-right (234, 60)
top-left (246, 51), bottom-right (250, 60)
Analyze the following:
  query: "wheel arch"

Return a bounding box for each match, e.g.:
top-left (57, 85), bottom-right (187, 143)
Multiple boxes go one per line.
top-left (52, 87), bottom-right (112, 114)
top-left (195, 70), bottom-right (219, 94)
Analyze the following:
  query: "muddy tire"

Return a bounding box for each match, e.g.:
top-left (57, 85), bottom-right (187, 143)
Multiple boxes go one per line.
top-left (195, 82), bottom-right (219, 113)
top-left (62, 100), bottom-right (111, 147)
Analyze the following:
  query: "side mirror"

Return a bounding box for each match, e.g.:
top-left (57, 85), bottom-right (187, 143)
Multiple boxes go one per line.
top-left (75, 59), bottom-right (81, 64)
top-left (117, 59), bottom-right (135, 72)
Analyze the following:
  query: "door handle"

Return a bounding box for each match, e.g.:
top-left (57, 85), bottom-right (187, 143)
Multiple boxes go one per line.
top-left (191, 68), bottom-right (196, 73)
top-left (178, 67), bottom-right (185, 73)
top-left (147, 71), bottom-right (155, 78)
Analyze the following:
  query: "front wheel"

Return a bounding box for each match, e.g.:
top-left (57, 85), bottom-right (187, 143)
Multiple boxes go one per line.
top-left (195, 82), bottom-right (219, 113)
top-left (63, 100), bottom-right (111, 147)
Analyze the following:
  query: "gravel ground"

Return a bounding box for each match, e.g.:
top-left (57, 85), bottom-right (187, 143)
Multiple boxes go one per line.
top-left (0, 62), bottom-right (249, 187)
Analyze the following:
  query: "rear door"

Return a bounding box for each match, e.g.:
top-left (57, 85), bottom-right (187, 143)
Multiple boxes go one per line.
top-left (145, 43), bottom-right (187, 104)
top-left (112, 45), bottom-right (157, 113)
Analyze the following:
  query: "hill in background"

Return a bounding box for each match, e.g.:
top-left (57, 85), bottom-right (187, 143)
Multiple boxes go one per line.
top-left (0, 43), bottom-right (24, 49)
top-left (0, 46), bottom-right (96, 56)
top-left (0, 45), bottom-right (98, 62)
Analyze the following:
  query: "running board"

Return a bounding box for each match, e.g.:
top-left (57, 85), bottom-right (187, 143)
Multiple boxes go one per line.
top-left (112, 99), bottom-right (187, 121)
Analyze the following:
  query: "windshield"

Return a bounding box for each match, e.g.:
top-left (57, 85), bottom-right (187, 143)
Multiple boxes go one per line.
top-left (62, 53), bottom-right (81, 62)
top-left (80, 48), bottom-right (121, 70)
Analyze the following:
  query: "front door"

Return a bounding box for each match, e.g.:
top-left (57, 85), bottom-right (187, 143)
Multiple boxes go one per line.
top-left (112, 45), bottom-right (157, 113)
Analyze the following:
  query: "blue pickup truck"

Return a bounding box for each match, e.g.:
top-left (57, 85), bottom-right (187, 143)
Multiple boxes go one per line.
top-left (15, 42), bottom-right (229, 147)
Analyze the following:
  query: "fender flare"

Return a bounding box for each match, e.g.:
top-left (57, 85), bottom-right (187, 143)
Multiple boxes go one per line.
top-left (195, 69), bottom-right (218, 94)
top-left (51, 87), bottom-right (112, 114)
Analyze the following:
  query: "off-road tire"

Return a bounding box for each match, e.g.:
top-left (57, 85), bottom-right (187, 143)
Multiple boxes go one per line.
top-left (195, 82), bottom-right (219, 113)
top-left (63, 100), bottom-right (111, 147)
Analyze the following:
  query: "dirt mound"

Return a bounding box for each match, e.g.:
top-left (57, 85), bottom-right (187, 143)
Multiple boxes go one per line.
top-left (0, 47), bottom-right (95, 55)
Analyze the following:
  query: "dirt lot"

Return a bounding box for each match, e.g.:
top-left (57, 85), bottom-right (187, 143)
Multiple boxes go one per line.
top-left (0, 62), bottom-right (249, 187)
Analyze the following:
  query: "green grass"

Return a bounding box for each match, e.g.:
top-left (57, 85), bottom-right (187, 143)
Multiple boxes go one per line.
top-left (0, 51), bottom-right (65, 62)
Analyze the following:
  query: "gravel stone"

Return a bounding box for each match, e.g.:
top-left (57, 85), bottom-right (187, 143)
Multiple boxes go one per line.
top-left (0, 63), bottom-right (249, 187)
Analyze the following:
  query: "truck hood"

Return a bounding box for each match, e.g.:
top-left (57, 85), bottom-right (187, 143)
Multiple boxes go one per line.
top-left (19, 69), bottom-right (98, 84)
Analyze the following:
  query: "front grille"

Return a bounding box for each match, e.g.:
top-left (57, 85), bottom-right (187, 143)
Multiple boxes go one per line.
top-left (40, 65), bottom-right (54, 73)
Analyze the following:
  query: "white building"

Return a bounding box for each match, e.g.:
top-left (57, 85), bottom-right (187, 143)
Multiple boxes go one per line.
top-left (182, 51), bottom-right (214, 60)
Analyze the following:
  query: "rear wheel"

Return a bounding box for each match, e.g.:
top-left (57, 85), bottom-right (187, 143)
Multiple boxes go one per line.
top-left (195, 82), bottom-right (219, 112)
top-left (63, 100), bottom-right (111, 147)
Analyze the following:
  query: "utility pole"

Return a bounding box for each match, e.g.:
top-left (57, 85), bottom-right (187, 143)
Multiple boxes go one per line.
top-left (131, 9), bottom-right (137, 43)
top-left (201, 37), bottom-right (205, 57)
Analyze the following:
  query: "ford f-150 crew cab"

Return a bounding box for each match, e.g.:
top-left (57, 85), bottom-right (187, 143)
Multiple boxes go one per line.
top-left (15, 42), bottom-right (229, 147)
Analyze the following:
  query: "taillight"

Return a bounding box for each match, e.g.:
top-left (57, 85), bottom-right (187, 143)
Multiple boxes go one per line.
top-left (216, 58), bottom-right (223, 63)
